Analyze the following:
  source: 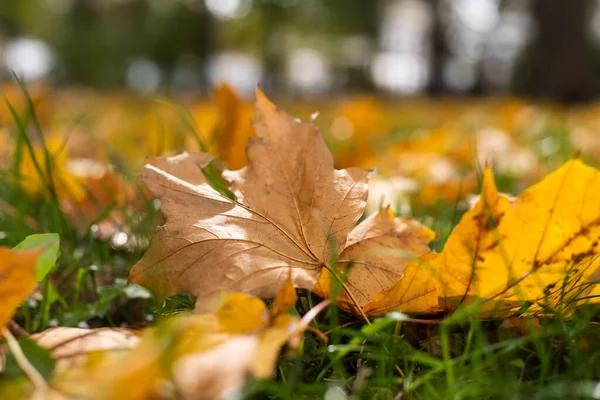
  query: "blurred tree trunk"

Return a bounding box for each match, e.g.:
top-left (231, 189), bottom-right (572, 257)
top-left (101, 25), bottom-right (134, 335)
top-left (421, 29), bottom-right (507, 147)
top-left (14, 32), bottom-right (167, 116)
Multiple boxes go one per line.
top-left (427, 0), bottom-right (446, 95)
top-left (196, 9), bottom-right (214, 90)
top-left (514, 0), bottom-right (597, 102)
top-left (345, 0), bottom-right (379, 92)
top-left (260, 4), bottom-right (286, 93)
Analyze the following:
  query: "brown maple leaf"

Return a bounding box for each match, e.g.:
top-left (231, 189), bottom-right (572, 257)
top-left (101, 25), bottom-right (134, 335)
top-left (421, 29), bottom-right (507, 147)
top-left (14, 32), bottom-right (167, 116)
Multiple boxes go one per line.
top-left (129, 88), bottom-right (433, 313)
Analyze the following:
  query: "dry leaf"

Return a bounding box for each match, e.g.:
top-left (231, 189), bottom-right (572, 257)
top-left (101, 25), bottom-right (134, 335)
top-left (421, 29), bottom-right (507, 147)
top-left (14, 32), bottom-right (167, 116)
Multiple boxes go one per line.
top-left (128, 90), bottom-right (360, 298)
top-left (129, 88), bottom-right (434, 315)
top-left (313, 207), bottom-right (435, 312)
top-left (50, 284), bottom-right (303, 400)
top-left (31, 327), bottom-right (140, 372)
top-left (0, 247), bottom-right (42, 330)
top-left (433, 159), bottom-right (600, 312)
top-left (363, 252), bottom-right (441, 315)
top-left (171, 287), bottom-right (300, 399)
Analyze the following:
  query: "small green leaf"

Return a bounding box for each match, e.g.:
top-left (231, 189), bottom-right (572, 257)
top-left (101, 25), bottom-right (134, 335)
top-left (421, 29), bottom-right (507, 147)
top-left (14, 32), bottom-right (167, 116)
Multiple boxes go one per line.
top-left (14, 233), bottom-right (60, 281)
top-left (3, 337), bottom-right (55, 380)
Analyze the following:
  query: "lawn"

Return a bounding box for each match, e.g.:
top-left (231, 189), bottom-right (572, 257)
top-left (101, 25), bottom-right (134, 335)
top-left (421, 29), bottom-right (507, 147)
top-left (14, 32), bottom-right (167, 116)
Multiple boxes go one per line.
top-left (1, 82), bottom-right (600, 399)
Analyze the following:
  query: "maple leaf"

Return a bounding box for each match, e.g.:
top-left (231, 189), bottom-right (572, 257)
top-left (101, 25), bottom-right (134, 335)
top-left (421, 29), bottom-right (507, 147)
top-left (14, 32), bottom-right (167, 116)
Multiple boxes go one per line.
top-left (129, 88), bottom-right (435, 314)
top-left (432, 166), bottom-right (514, 309)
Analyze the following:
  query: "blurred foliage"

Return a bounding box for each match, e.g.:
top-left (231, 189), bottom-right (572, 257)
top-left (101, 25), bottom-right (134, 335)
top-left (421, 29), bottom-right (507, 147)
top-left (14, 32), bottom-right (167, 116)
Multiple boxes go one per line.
top-left (0, 0), bottom-right (377, 88)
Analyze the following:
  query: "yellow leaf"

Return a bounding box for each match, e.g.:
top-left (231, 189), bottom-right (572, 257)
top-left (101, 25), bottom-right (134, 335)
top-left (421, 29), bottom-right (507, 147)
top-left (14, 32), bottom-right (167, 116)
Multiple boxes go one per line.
top-left (434, 167), bottom-right (512, 308)
top-left (56, 291), bottom-right (300, 400)
top-left (18, 138), bottom-right (85, 200)
top-left (0, 247), bottom-right (41, 330)
top-left (215, 292), bottom-right (269, 334)
top-left (172, 334), bottom-right (259, 400)
top-left (271, 272), bottom-right (298, 318)
top-left (363, 253), bottom-right (441, 315)
top-left (189, 83), bottom-right (254, 170)
top-left (6, 327), bottom-right (151, 400)
top-left (54, 330), bottom-right (165, 400)
top-left (252, 319), bottom-right (294, 378)
top-left (433, 159), bottom-right (600, 312)
top-left (212, 83), bottom-right (255, 170)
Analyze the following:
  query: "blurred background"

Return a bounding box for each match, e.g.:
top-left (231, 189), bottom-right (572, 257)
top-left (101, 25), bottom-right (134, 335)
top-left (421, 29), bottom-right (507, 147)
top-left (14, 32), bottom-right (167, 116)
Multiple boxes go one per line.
top-left (3, 0), bottom-right (600, 248)
top-left (2, 0), bottom-right (600, 102)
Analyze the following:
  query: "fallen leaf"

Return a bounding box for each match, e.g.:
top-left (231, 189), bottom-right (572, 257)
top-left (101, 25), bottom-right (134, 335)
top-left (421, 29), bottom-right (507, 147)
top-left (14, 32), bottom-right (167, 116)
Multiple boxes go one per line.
top-left (190, 83), bottom-right (254, 170)
top-left (49, 328), bottom-right (164, 400)
top-left (432, 159), bottom-right (600, 312)
top-left (129, 89), bottom-right (368, 301)
top-left (212, 83), bottom-right (255, 169)
top-left (0, 247), bottom-right (42, 330)
top-left (31, 327), bottom-right (140, 372)
top-left (271, 272), bottom-right (298, 318)
top-left (313, 207), bottom-right (435, 313)
top-left (49, 284), bottom-right (305, 400)
top-left (170, 287), bottom-right (301, 399)
top-left (129, 88), bottom-right (434, 315)
top-left (363, 252), bottom-right (441, 315)
top-left (435, 167), bottom-right (512, 309)
top-left (172, 335), bottom-right (259, 400)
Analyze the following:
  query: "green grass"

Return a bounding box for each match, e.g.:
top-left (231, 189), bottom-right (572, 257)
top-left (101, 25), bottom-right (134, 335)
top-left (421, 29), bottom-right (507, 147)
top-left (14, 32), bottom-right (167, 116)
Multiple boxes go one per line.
top-left (1, 83), bottom-right (600, 399)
